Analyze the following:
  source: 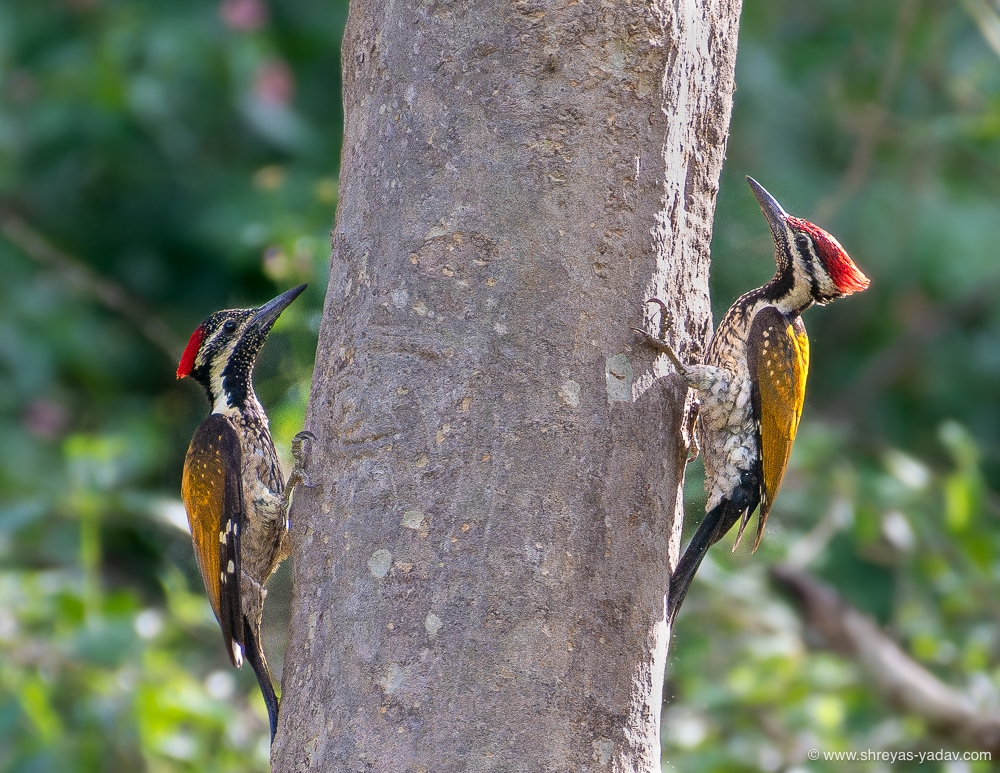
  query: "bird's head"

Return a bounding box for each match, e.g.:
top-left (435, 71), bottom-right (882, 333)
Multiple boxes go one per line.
top-left (177, 284), bottom-right (307, 412)
top-left (747, 177), bottom-right (869, 309)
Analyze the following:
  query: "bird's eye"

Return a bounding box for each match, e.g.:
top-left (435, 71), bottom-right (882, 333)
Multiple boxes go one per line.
top-left (794, 234), bottom-right (810, 250)
top-left (223, 319), bottom-right (237, 334)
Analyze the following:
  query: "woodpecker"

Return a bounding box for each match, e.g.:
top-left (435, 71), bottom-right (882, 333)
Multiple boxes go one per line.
top-left (176, 283), bottom-right (313, 741)
top-left (638, 177), bottom-right (870, 626)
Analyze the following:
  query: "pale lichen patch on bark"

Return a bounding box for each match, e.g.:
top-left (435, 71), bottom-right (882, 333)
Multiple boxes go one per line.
top-left (592, 738), bottom-right (615, 765)
top-left (401, 510), bottom-right (426, 530)
top-left (368, 549), bottom-right (392, 577)
top-left (605, 354), bottom-right (634, 403)
top-left (424, 612), bottom-right (443, 636)
top-left (379, 663), bottom-right (405, 695)
top-left (558, 379), bottom-right (581, 407)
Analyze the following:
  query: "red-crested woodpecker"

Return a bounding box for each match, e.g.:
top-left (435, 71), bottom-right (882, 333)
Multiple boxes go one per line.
top-left (639, 178), bottom-right (870, 625)
top-left (176, 284), bottom-right (313, 740)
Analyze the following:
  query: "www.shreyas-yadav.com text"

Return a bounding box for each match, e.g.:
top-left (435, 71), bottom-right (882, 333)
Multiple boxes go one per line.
top-left (807, 749), bottom-right (990, 763)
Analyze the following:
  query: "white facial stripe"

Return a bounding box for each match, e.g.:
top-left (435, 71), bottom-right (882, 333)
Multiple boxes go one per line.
top-left (790, 229), bottom-right (839, 302)
top-left (195, 325), bottom-right (241, 413)
top-left (804, 237), bottom-right (840, 298)
top-left (815, 267), bottom-right (838, 298)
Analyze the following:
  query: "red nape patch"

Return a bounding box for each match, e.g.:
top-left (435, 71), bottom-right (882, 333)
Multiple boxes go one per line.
top-left (787, 216), bottom-right (870, 295)
top-left (176, 326), bottom-right (205, 379)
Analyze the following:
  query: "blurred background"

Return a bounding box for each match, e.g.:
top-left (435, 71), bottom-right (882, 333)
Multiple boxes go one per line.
top-left (1, 0), bottom-right (346, 769)
top-left (669, 2), bottom-right (1000, 772)
top-left (1, 0), bottom-right (998, 771)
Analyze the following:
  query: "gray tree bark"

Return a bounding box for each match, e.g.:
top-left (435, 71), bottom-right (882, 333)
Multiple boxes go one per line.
top-left (274, 0), bottom-right (741, 770)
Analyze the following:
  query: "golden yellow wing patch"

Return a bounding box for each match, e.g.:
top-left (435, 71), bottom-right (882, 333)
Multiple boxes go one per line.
top-left (181, 413), bottom-right (245, 666)
top-left (747, 307), bottom-right (809, 550)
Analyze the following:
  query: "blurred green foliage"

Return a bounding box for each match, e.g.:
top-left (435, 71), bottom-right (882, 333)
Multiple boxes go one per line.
top-left (0, 0), bottom-right (346, 769)
top-left (666, 1), bottom-right (1000, 771)
top-left (2, 0), bottom-right (1000, 771)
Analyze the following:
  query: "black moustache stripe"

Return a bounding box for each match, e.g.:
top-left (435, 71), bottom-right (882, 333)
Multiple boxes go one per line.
top-left (795, 238), bottom-right (821, 299)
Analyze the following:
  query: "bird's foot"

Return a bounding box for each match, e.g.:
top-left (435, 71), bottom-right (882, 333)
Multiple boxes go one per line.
top-left (288, 430), bottom-right (317, 490)
top-left (633, 298), bottom-right (686, 372)
top-left (648, 297), bottom-right (672, 340)
top-left (291, 430), bottom-right (316, 488)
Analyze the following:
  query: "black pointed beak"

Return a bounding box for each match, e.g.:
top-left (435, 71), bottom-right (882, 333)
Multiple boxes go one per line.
top-left (250, 284), bottom-right (307, 333)
top-left (747, 176), bottom-right (789, 243)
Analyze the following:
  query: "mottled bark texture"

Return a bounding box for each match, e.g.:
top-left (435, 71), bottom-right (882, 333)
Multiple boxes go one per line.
top-left (274, 0), bottom-right (740, 770)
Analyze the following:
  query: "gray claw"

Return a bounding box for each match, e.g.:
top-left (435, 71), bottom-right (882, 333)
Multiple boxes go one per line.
top-left (645, 298), bottom-right (673, 339)
top-left (634, 307), bottom-right (685, 372)
top-left (291, 430), bottom-right (315, 460)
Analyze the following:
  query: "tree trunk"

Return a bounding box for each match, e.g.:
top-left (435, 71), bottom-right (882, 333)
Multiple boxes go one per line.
top-left (273, 0), bottom-right (740, 770)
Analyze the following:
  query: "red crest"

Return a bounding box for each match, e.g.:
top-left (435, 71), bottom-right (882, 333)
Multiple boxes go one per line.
top-left (176, 326), bottom-right (206, 379)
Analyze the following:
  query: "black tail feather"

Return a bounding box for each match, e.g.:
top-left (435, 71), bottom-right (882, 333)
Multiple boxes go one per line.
top-left (667, 499), bottom-right (734, 626)
top-left (667, 474), bottom-right (760, 627)
top-left (243, 617), bottom-right (279, 743)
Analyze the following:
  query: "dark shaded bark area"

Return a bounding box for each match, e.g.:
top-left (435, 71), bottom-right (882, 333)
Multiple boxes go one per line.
top-left (274, 0), bottom-right (740, 770)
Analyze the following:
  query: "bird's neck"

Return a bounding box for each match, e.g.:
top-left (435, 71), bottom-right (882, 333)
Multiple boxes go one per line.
top-left (759, 269), bottom-right (815, 316)
top-left (211, 385), bottom-right (266, 427)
